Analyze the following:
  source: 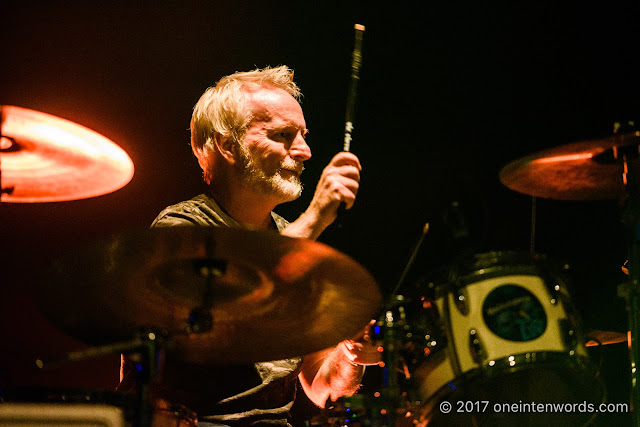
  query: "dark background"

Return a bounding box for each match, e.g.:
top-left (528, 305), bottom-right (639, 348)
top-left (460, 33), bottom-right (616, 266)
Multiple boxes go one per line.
top-left (0, 1), bottom-right (638, 425)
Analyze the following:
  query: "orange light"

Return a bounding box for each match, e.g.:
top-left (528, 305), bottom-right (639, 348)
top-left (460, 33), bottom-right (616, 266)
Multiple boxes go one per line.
top-left (624, 159), bottom-right (629, 186)
top-left (274, 243), bottom-right (335, 282)
top-left (403, 364), bottom-right (411, 379)
top-left (532, 152), bottom-right (594, 164)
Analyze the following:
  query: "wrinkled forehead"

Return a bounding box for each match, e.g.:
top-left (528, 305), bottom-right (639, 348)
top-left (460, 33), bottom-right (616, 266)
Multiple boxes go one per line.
top-left (243, 84), bottom-right (303, 123)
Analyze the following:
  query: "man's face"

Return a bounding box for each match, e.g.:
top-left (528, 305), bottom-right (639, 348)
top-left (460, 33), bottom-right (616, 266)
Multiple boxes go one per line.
top-left (235, 86), bottom-right (311, 203)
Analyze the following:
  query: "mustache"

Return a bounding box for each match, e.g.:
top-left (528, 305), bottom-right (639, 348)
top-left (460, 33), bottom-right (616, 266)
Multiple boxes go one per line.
top-left (280, 159), bottom-right (304, 174)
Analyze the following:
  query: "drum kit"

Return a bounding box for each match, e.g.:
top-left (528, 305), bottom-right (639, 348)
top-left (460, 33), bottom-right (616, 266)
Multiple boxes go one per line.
top-left (0, 104), bottom-right (638, 426)
top-left (314, 125), bottom-right (640, 427)
top-left (0, 106), bottom-right (382, 425)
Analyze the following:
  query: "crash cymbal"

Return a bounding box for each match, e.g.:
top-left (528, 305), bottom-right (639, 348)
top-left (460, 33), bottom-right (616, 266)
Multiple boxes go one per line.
top-left (585, 330), bottom-right (628, 347)
top-left (500, 131), bottom-right (640, 200)
top-left (36, 226), bottom-right (381, 365)
top-left (0, 105), bottom-right (134, 202)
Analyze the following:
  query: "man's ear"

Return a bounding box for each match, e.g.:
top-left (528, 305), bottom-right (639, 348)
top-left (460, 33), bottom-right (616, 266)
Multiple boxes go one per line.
top-left (214, 133), bottom-right (236, 164)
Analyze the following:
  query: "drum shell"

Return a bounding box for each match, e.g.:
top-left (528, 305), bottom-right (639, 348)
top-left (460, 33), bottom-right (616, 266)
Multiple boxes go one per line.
top-left (403, 252), bottom-right (604, 426)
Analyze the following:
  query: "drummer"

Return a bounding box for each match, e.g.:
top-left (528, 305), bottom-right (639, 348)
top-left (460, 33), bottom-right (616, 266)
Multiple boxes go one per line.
top-left (118, 65), bottom-right (381, 425)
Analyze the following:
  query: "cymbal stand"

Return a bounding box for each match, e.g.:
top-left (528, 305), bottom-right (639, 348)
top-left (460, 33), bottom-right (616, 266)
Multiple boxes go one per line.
top-left (37, 330), bottom-right (165, 427)
top-left (186, 236), bottom-right (226, 334)
top-left (375, 223), bottom-right (430, 425)
top-left (617, 141), bottom-right (640, 425)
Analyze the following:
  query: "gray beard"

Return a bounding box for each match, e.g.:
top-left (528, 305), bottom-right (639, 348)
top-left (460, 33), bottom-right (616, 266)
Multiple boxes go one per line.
top-left (235, 142), bottom-right (303, 202)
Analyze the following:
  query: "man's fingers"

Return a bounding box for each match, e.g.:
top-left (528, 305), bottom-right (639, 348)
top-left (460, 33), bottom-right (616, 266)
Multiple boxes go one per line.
top-left (332, 151), bottom-right (362, 170)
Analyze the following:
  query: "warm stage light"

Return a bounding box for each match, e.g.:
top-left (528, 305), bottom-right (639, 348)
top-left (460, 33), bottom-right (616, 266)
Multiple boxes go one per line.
top-left (531, 152), bottom-right (594, 164)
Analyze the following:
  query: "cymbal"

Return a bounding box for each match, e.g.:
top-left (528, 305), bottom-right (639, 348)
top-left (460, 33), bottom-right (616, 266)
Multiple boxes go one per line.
top-left (35, 226), bottom-right (382, 365)
top-left (499, 132), bottom-right (640, 200)
top-left (0, 105), bottom-right (134, 202)
top-left (585, 330), bottom-right (628, 347)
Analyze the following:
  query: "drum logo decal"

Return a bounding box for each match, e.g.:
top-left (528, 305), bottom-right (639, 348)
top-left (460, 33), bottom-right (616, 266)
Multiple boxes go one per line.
top-left (482, 284), bottom-right (547, 341)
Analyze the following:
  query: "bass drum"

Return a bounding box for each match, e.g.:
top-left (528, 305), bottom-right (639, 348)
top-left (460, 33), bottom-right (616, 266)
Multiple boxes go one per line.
top-left (390, 251), bottom-right (605, 427)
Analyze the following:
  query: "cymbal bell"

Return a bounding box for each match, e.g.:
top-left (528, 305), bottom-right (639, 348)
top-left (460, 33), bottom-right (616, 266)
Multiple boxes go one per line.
top-left (0, 105), bottom-right (134, 202)
top-left (35, 226), bottom-right (382, 365)
top-left (500, 131), bottom-right (640, 200)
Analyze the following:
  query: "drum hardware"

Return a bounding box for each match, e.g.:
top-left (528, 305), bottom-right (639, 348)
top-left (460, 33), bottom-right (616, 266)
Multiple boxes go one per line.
top-left (371, 222), bottom-right (432, 425)
top-left (185, 238), bottom-right (227, 335)
top-left (0, 105), bottom-right (134, 203)
top-left (35, 330), bottom-right (165, 427)
top-left (368, 292), bottom-right (450, 426)
top-left (468, 329), bottom-right (487, 364)
top-left (499, 121), bottom-right (640, 423)
top-left (559, 319), bottom-right (579, 350)
top-left (549, 283), bottom-right (560, 305)
top-left (389, 223), bottom-right (430, 299)
top-left (365, 297), bottom-right (427, 427)
top-left (376, 303), bottom-right (405, 426)
top-left (453, 287), bottom-right (469, 315)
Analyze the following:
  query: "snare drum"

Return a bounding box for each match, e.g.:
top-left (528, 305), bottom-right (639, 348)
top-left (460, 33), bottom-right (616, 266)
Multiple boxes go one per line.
top-left (395, 251), bottom-right (604, 426)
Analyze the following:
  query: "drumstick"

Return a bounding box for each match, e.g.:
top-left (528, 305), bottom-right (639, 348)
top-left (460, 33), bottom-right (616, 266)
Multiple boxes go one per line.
top-left (336, 24), bottom-right (365, 219)
top-left (343, 23), bottom-right (365, 152)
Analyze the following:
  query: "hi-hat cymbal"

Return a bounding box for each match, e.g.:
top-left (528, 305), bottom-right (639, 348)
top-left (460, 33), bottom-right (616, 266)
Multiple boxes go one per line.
top-left (35, 226), bottom-right (382, 365)
top-left (0, 105), bottom-right (134, 202)
top-left (500, 132), bottom-right (640, 200)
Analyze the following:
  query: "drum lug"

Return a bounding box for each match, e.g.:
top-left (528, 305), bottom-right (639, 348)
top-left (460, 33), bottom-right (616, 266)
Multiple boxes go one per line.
top-left (559, 318), bottom-right (578, 350)
top-left (469, 328), bottom-right (487, 364)
top-left (549, 283), bottom-right (561, 305)
top-left (455, 288), bottom-right (469, 315)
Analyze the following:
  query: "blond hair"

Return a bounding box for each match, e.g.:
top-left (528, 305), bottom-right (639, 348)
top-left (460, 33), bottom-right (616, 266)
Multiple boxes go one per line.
top-left (191, 65), bottom-right (301, 184)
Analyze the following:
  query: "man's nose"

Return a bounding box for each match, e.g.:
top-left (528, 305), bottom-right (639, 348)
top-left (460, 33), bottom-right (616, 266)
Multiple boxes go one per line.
top-left (290, 134), bottom-right (312, 161)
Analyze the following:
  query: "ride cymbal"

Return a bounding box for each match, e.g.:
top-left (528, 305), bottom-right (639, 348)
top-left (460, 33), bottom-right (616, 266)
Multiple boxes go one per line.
top-left (500, 132), bottom-right (640, 200)
top-left (0, 105), bottom-right (134, 202)
top-left (36, 226), bottom-right (382, 365)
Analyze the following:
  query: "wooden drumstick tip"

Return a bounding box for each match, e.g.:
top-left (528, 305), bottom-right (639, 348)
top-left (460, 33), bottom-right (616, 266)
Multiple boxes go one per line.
top-left (354, 24), bottom-right (365, 31)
